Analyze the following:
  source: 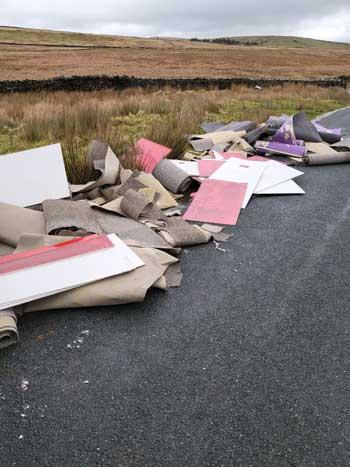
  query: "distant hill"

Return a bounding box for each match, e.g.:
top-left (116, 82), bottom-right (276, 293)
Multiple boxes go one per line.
top-left (0, 25), bottom-right (193, 49)
top-left (2, 26), bottom-right (350, 82)
top-left (0, 25), bottom-right (215, 49)
top-left (191, 35), bottom-right (350, 49)
top-left (1, 26), bottom-right (349, 50)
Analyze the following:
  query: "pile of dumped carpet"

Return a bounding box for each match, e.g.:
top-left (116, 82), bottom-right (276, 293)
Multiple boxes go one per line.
top-left (0, 110), bottom-right (348, 349)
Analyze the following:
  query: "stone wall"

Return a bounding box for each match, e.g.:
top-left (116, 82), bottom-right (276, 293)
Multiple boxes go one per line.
top-left (0, 75), bottom-right (348, 93)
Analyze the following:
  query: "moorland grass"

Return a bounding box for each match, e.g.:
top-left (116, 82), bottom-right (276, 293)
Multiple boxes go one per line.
top-left (0, 84), bottom-right (349, 183)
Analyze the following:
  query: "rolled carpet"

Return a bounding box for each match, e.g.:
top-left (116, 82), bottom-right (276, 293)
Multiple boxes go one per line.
top-left (153, 159), bottom-right (192, 194)
top-left (0, 309), bottom-right (18, 349)
top-left (303, 152), bottom-right (350, 165)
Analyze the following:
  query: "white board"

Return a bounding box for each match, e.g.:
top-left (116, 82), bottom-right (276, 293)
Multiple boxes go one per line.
top-left (169, 160), bottom-right (199, 176)
top-left (0, 234), bottom-right (144, 310)
top-left (257, 180), bottom-right (305, 195)
top-left (254, 160), bottom-right (303, 194)
top-left (0, 144), bottom-right (70, 207)
top-left (210, 158), bottom-right (267, 208)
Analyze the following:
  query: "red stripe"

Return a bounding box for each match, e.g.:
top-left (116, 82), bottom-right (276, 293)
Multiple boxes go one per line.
top-left (0, 234), bottom-right (113, 275)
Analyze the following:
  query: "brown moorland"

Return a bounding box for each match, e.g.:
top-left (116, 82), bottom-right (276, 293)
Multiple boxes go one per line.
top-left (1, 27), bottom-right (350, 81)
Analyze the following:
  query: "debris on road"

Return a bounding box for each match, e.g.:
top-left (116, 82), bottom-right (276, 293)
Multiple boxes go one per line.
top-left (20, 379), bottom-right (29, 392)
top-left (0, 108), bottom-right (349, 349)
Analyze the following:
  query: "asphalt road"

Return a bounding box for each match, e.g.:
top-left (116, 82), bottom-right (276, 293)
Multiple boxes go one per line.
top-left (317, 107), bottom-right (350, 136)
top-left (1, 110), bottom-right (350, 467)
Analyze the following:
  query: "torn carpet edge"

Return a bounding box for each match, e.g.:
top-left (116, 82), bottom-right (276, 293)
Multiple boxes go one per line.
top-left (43, 200), bottom-right (103, 235)
top-left (70, 143), bottom-right (121, 194)
top-left (158, 218), bottom-right (211, 248)
top-left (0, 202), bottom-right (46, 247)
top-left (0, 309), bottom-right (18, 349)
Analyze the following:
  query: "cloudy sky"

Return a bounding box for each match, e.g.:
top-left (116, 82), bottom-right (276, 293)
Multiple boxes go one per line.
top-left (1, 0), bottom-right (350, 42)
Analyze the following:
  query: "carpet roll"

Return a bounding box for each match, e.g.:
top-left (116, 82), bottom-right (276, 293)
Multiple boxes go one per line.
top-left (303, 152), bottom-right (350, 165)
top-left (153, 160), bottom-right (191, 194)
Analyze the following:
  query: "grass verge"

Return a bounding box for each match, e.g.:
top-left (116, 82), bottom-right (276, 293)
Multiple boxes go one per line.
top-left (0, 84), bottom-right (349, 183)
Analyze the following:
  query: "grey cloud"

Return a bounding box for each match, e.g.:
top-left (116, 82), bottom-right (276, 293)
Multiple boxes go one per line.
top-left (1, 0), bottom-right (349, 41)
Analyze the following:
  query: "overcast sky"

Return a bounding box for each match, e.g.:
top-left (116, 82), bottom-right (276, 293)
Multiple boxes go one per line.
top-left (1, 0), bottom-right (350, 42)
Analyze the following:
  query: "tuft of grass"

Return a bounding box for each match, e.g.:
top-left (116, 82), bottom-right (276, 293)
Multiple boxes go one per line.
top-left (0, 85), bottom-right (349, 183)
top-left (62, 138), bottom-right (96, 185)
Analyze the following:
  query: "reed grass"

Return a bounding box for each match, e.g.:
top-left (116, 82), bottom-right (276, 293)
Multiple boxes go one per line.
top-left (0, 85), bottom-right (349, 183)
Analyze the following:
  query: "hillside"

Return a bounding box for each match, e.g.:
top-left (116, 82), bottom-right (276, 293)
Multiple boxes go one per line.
top-left (0, 25), bottom-right (217, 49)
top-left (1, 27), bottom-right (349, 50)
top-left (1, 26), bottom-right (350, 81)
top-left (195, 35), bottom-right (350, 49)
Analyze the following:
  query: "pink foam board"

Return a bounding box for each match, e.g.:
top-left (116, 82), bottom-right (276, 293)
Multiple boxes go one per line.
top-left (198, 160), bottom-right (225, 177)
top-left (0, 235), bottom-right (113, 275)
top-left (183, 179), bottom-right (247, 225)
top-left (135, 138), bottom-right (172, 173)
top-left (221, 153), bottom-right (248, 160)
top-left (249, 156), bottom-right (268, 162)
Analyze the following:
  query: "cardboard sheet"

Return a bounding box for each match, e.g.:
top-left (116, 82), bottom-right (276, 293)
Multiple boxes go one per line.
top-left (0, 144), bottom-right (70, 207)
top-left (210, 158), bottom-right (267, 209)
top-left (0, 234), bottom-right (144, 310)
top-left (183, 179), bottom-right (247, 225)
top-left (135, 139), bottom-right (171, 173)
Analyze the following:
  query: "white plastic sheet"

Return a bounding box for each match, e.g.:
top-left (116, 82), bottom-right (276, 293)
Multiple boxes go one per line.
top-left (0, 144), bottom-right (70, 207)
